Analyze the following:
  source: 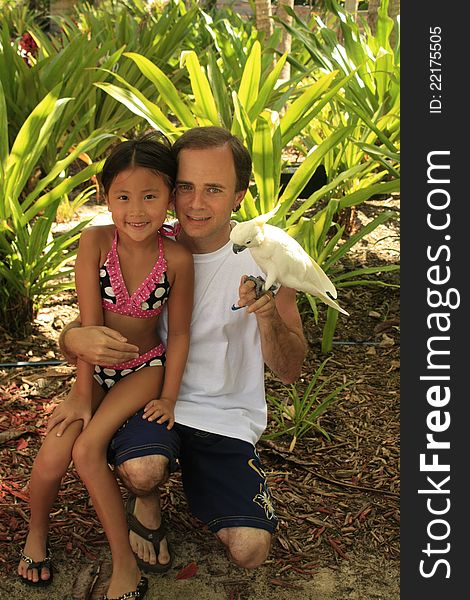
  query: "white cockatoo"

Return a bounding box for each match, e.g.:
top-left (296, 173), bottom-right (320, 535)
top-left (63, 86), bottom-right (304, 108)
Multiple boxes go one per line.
top-left (230, 207), bottom-right (349, 315)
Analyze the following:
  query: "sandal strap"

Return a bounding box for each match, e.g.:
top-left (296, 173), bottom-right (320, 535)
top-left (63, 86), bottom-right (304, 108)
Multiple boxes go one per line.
top-left (21, 551), bottom-right (52, 572)
top-left (102, 576), bottom-right (148, 600)
top-left (102, 593), bottom-right (140, 600)
top-left (126, 496), bottom-right (166, 544)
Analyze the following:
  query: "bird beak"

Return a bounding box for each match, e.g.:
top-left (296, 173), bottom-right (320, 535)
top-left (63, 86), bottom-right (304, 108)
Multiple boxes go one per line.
top-left (232, 244), bottom-right (247, 254)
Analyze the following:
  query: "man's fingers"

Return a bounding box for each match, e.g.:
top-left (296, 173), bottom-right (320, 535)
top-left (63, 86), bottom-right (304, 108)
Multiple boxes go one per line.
top-left (101, 327), bottom-right (129, 342)
top-left (103, 331), bottom-right (139, 353)
top-left (96, 347), bottom-right (139, 364)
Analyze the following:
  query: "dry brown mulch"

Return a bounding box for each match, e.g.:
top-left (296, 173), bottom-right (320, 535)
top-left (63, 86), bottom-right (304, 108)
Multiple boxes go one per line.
top-left (0, 281), bottom-right (399, 588)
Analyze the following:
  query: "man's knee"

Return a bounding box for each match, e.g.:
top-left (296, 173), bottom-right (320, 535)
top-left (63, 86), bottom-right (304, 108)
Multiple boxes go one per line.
top-left (115, 454), bottom-right (169, 495)
top-left (217, 527), bottom-right (272, 569)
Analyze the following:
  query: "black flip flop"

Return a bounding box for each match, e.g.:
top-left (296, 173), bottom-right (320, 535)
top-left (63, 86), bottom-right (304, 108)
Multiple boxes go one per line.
top-left (126, 496), bottom-right (172, 574)
top-left (19, 543), bottom-right (53, 587)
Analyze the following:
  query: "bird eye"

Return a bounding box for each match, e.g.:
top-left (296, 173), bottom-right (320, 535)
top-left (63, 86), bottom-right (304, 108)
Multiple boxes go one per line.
top-left (246, 240), bottom-right (251, 245)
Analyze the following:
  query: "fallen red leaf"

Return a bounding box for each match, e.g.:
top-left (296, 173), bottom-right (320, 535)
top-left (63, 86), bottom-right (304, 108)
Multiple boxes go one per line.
top-left (327, 536), bottom-right (349, 560)
top-left (16, 438), bottom-right (29, 451)
top-left (1, 483), bottom-right (29, 502)
top-left (175, 562), bottom-right (198, 580)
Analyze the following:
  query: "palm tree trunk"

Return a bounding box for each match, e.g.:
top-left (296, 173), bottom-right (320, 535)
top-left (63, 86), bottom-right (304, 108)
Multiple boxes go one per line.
top-left (344, 0), bottom-right (358, 19)
top-left (49, 0), bottom-right (74, 32)
top-left (255, 0), bottom-right (273, 40)
top-left (367, 0), bottom-right (380, 34)
top-left (277, 0), bottom-right (294, 81)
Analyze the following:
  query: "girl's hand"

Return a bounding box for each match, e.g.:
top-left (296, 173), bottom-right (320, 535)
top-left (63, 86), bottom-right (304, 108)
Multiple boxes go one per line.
top-left (47, 385), bottom-right (92, 437)
top-left (142, 397), bottom-right (175, 430)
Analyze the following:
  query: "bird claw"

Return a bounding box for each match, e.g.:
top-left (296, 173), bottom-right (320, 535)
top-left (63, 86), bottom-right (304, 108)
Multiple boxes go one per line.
top-left (230, 276), bottom-right (277, 311)
top-left (245, 275), bottom-right (276, 299)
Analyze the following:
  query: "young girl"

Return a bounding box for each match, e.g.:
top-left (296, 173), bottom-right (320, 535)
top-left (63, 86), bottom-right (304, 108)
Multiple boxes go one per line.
top-left (17, 133), bottom-right (194, 600)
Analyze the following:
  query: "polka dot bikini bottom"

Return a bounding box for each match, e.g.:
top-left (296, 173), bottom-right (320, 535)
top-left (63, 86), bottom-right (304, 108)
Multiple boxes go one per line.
top-left (93, 343), bottom-right (166, 391)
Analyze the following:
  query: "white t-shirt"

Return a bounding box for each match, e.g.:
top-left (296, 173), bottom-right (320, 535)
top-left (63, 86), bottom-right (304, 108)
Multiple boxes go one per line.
top-left (158, 238), bottom-right (266, 446)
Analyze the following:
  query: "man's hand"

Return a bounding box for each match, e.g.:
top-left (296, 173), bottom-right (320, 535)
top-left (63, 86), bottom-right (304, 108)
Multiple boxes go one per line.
top-left (63, 324), bottom-right (140, 365)
top-left (142, 397), bottom-right (175, 430)
top-left (47, 384), bottom-right (92, 437)
top-left (236, 275), bottom-right (276, 317)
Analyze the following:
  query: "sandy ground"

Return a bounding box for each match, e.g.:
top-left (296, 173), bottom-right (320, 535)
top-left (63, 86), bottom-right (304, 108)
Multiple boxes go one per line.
top-left (1, 540), bottom-right (399, 599)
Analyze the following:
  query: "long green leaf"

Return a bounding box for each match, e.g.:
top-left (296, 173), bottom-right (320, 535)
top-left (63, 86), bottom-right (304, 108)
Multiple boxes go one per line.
top-left (281, 71), bottom-right (337, 136)
top-left (182, 51), bottom-right (220, 125)
top-left (5, 86), bottom-right (71, 206)
top-left (22, 133), bottom-right (112, 211)
top-left (124, 52), bottom-right (197, 127)
top-left (323, 211), bottom-right (396, 270)
top-left (206, 51), bottom-right (232, 129)
top-left (22, 161), bottom-right (105, 224)
top-left (237, 40), bottom-right (261, 115)
top-left (252, 116), bottom-right (274, 214)
top-left (249, 53), bottom-right (288, 120)
top-left (0, 81), bottom-right (8, 187)
top-left (339, 179), bottom-right (400, 210)
top-left (333, 264), bottom-right (400, 282)
top-left (340, 96), bottom-right (398, 153)
top-left (285, 163), bottom-right (369, 226)
top-left (278, 126), bottom-right (353, 215)
top-left (94, 82), bottom-right (178, 135)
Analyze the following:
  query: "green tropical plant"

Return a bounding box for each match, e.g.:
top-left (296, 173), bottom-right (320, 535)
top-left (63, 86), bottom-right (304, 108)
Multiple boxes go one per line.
top-left (264, 358), bottom-right (348, 450)
top-left (0, 82), bottom-right (110, 335)
top-left (271, 0), bottom-right (400, 350)
top-left (0, 0), bottom-right (204, 170)
top-left (278, 0), bottom-right (400, 121)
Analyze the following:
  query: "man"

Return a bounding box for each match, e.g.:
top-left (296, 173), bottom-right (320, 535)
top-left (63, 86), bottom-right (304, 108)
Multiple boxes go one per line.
top-left (55, 127), bottom-right (307, 572)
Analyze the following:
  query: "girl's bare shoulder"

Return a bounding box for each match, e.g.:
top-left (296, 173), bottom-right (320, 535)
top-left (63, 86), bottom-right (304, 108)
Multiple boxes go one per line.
top-left (162, 236), bottom-right (192, 263)
top-left (80, 224), bottom-right (115, 244)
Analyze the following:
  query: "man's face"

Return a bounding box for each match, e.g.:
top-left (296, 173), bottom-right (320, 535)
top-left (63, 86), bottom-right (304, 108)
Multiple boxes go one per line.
top-left (174, 145), bottom-right (246, 253)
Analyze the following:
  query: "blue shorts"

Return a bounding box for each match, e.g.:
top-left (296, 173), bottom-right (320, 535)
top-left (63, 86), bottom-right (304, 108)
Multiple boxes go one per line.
top-left (108, 412), bottom-right (278, 534)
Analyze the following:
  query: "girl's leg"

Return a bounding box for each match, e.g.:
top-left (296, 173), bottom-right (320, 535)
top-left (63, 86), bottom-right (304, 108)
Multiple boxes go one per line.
top-left (18, 382), bottom-right (105, 584)
top-left (72, 366), bottom-right (164, 598)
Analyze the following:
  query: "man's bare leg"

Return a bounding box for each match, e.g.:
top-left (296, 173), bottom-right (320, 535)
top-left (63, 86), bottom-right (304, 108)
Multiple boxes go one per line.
top-left (116, 455), bottom-right (171, 568)
top-left (217, 527), bottom-right (272, 569)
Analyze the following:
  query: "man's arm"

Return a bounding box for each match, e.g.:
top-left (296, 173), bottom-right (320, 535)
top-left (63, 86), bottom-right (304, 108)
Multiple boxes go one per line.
top-left (58, 319), bottom-right (140, 366)
top-left (238, 278), bottom-right (307, 384)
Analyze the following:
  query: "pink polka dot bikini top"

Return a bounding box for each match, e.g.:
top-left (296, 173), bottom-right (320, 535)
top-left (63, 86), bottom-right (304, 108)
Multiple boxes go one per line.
top-left (100, 228), bottom-right (172, 319)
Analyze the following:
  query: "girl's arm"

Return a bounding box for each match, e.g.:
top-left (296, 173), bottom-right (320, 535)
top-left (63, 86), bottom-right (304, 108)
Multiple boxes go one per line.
top-left (145, 242), bottom-right (194, 427)
top-left (73, 227), bottom-right (105, 412)
top-left (49, 228), bottom-right (105, 437)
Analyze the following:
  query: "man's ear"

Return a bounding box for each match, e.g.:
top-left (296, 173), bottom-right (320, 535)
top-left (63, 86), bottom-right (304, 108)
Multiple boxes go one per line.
top-left (233, 189), bottom-right (246, 211)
